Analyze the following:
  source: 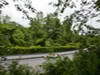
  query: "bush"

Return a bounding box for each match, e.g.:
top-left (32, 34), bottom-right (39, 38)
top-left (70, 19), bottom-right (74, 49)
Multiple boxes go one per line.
top-left (41, 57), bottom-right (74, 75)
top-left (0, 65), bottom-right (7, 75)
top-left (7, 61), bottom-right (35, 75)
top-left (2, 43), bottom-right (80, 55)
top-left (0, 61), bottom-right (37, 75)
top-left (41, 50), bottom-right (98, 75)
top-left (0, 46), bottom-right (9, 56)
top-left (73, 50), bottom-right (98, 75)
top-left (0, 49), bottom-right (99, 75)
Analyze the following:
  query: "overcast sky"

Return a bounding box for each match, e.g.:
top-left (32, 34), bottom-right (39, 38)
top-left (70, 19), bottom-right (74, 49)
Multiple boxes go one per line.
top-left (2, 0), bottom-right (56, 27)
top-left (1, 0), bottom-right (100, 28)
top-left (1, 0), bottom-right (78, 27)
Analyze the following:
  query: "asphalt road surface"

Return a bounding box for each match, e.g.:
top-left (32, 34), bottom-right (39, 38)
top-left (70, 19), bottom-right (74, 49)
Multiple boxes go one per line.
top-left (0, 50), bottom-right (78, 68)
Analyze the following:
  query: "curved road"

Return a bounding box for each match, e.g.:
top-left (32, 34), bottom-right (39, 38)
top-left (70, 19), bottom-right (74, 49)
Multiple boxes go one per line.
top-left (0, 50), bottom-right (78, 68)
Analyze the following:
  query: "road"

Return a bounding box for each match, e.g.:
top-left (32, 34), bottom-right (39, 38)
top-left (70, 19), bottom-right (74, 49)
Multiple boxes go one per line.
top-left (0, 50), bottom-right (78, 68)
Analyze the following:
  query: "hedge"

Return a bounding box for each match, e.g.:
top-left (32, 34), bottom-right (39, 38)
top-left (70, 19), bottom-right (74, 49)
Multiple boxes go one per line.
top-left (0, 43), bottom-right (80, 55)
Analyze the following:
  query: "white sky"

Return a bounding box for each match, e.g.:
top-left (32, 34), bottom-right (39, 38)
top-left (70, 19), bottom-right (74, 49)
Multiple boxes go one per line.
top-left (1, 0), bottom-right (100, 28)
top-left (1, 0), bottom-right (56, 27)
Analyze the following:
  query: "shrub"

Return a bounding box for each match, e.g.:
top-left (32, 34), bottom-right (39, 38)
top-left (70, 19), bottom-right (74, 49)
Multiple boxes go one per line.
top-left (7, 61), bottom-right (35, 75)
top-left (41, 50), bottom-right (98, 75)
top-left (73, 50), bottom-right (98, 75)
top-left (0, 46), bottom-right (9, 56)
top-left (0, 49), bottom-right (99, 75)
top-left (41, 57), bottom-right (74, 75)
top-left (3, 43), bottom-right (80, 55)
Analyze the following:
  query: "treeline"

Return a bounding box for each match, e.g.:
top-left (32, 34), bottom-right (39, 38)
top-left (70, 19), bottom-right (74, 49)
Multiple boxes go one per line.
top-left (0, 14), bottom-right (76, 46)
top-left (0, 14), bottom-right (100, 55)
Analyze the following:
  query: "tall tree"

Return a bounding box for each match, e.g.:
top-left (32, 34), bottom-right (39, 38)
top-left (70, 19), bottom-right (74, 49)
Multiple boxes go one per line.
top-left (51, 0), bottom-right (100, 33)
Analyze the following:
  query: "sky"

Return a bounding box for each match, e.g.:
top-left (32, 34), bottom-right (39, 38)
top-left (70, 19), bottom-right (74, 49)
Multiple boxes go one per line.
top-left (1, 0), bottom-right (56, 27)
top-left (1, 0), bottom-right (78, 27)
top-left (1, 0), bottom-right (100, 28)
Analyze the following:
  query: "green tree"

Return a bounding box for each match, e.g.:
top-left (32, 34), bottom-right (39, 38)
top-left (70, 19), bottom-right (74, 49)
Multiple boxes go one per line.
top-left (0, 0), bottom-right (36, 20)
top-left (73, 50), bottom-right (98, 75)
top-left (42, 57), bottom-right (73, 75)
top-left (11, 29), bottom-right (25, 46)
top-left (58, 16), bottom-right (74, 45)
top-left (44, 14), bottom-right (61, 46)
top-left (30, 18), bottom-right (47, 46)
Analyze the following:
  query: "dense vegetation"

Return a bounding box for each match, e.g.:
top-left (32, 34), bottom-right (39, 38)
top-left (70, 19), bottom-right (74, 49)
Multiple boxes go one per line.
top-left (0, 14), bottom-right (100, 75)
top-left (0, 14), bottom-right (82, 55)
top-left (0, 0), bottom-right (100, 55)
top-left (0, 14), bottom-right (100, 55)
top-left (0, 0), bottom-right (100, 75)
top-left (0, 48), bottom-right (100, 75)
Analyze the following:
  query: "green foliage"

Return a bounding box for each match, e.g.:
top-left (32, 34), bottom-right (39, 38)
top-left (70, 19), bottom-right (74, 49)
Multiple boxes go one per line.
top-left (95, 0), bottom-right (100, 9)
top-left (73, 50), bottom-right (98, 75)
top-left (0, 61), bottom-right (36, 75)
top-left (41, 50), bottom-right (99, 75)
top-left (0, 14), bottom-right (83, 55)
top-left (42, 57), bottom-right (73, 75)
top-left (12, 29), bottom-right (25, 46)
top-left (0, 23), bottom-right (16, 46)
top-left (0, 43), bottom-right (80, 55)
top-left (7, 61), bottom-right (34, 75)
top-left (0, 64), bottom-right (7, 75)
top-left (0, 14), bottom-right (100, 55)
top-left (0, 49), bottom-right (100, 75)
top-left (0, 46), bottom-right (8, 56)
top-left (0, 1), bottom-right (100, 75)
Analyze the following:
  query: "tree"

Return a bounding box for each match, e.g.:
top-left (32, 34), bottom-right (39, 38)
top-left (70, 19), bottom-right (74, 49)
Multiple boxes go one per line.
top-left (0, 0), bottom-right (36, 20)
top-left (29, 17), bottom-right (47, 46)
top-left (11, 29), bottom-right (25, 46)
top-left (0, 22), bottom-right (17, 46)
top-left (95, 0), bottom-right (100, 9)
top-left (73, 50), bottom-right (98, 75)
top-left (0, 15), bottom-right (11, 24)
top-left (58, 16), bottom-right (74, 45)
top-left (52, 0), bottom-right (100, 34)
top-left (42, 57), bottom-right (73, 75)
